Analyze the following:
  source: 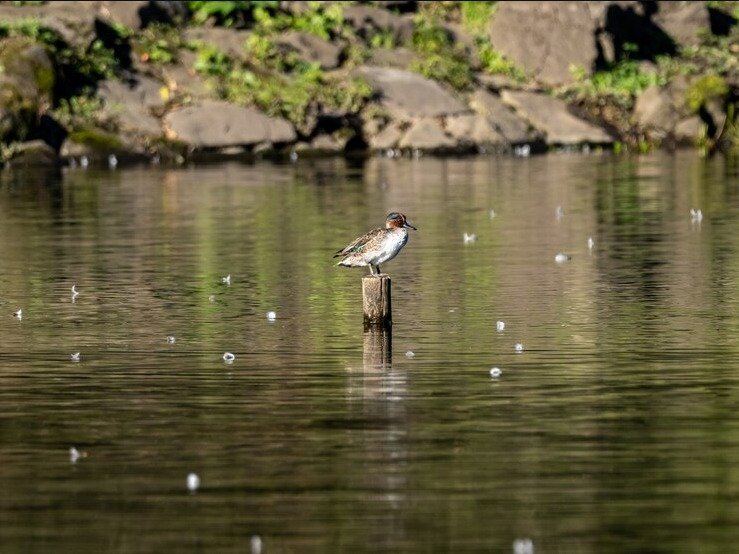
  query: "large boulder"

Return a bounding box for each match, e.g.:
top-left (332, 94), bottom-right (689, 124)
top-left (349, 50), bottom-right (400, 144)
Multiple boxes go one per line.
top-left (488, 1), bottom-right (606, 85)
top-left (501, 90), bottom-right (613, 145)
top-left (162, 100), bottom-right (296, 149)
top-left (354, 66), bottom-right (468, 119)
top-left (0, 37), bottom-right (55, 142)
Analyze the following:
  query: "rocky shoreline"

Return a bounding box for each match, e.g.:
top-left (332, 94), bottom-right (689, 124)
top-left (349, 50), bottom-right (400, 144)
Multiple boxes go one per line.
top-left (0, 1), bottom-right (736, 168)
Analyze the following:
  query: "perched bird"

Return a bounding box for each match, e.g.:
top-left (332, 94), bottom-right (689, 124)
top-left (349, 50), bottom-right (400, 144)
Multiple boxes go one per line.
top-left (334, 212), bottom-right (417, 275)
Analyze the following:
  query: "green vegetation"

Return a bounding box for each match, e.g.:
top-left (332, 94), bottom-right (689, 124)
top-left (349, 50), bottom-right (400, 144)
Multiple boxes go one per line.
top-left (686, 73), bottom-right (729, 112)
top-left (189, 31), bottom-right (371, 132)
top-left (409, 13), bottom-right (473, 90)
top-left (566, 60), bottom-right (666, 107)
top-left (133, 24), bottom-right (188, 65)
top-left (0, 18), bottom-right (118, 84)
top-left (188, 1), bottom-right (279, 27)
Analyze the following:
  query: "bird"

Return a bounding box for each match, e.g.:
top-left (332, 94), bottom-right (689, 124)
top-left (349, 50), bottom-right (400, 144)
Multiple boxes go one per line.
top-left (334, 212), bottom-right (417, 276)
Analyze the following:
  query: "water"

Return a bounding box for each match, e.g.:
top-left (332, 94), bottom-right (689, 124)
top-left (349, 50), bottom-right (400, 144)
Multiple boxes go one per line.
top-left (1, 152), bottom-right (738, 552)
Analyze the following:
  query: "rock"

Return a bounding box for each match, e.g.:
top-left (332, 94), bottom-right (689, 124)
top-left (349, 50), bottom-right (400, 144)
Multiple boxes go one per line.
top-left (444, 114), bottom-right (506, 147)
top-left (633, 85), bottom-right (679, 133)
top-left (469, 88), bottom-right (540, 145)
top-left (367, 47), bottom-right (417, 69)
top-left (0, 37), bottom-right (55, 142)
top-left (653, 1), bottom-right (711, 48)
top-left (488, 1), bottom-right (602, 85)
top-left (368, 121), bottom-right (404, 150)
top-left (501, 90), bottom-right (612, 145)
top-left (673, 116), bottom-right (703, 144)
top-left (343, 4), bottom-right (415, 44)
top-left (98, 1), bottom-right (188, 29)
top-left (488, 1), bottom-right (679, 85)
top-left (162, 100), bottom-right (296, 148)
top-left (5, 140), bottom-right (59, 168)
top-left (0, 3), bottom-right (98, 48)
top-left (99, 75), bottom-right (167, 138)
top-left (97, 1), bottom-right (148, 29)
top-left (100, 75), bottom-right (168, 110)
top-left (183, 27), bottom-right (251, 59)
top-left (476, 73), bottom-right (524, 92)
top-left (295, 133), bottom-right (350, 154)
top-left (275, 31), bottom-right (343, 70)
top-left (162, 52), bottom-right (212, 99)
top-left (354, 66), bottom-right (468, 119)
top-left (61, 129), bottom-right (151, 164)
top-left (398, 118), bottom-right (456, 151)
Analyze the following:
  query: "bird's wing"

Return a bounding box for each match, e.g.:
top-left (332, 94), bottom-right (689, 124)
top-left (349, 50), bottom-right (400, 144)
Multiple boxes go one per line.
top-left (333, 227), bottom-right (381, 258)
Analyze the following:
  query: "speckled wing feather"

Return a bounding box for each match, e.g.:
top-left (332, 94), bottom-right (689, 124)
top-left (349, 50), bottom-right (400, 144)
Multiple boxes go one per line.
top-left (333, 227), bottom-right (382, 258)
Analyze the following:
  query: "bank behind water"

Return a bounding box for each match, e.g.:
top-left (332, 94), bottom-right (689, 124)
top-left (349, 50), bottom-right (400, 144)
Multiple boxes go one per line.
top-left (0, 1), bottom-right (737, 168)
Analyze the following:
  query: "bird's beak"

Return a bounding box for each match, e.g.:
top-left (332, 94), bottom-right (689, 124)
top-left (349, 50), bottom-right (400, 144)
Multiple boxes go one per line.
top-left (404, 222), bottom-right (417, 230)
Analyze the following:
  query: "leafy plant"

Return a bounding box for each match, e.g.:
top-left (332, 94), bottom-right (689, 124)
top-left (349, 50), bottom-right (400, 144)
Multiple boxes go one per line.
top-left (477, 38), bottom-right (526, 80)
top-left (188, 1), bottom-right (279, 27)
top-left (134, 25), bottom-right (184, 65)
top-left (410, 15), bottom-right (473, 90)
top-left (460, 1), bottom-right (495, 35)
top-left (686, 73), bottom-right (729, 112)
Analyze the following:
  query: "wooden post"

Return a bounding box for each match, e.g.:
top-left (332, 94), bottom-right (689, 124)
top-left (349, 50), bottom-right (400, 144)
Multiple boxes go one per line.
top-left (363, 324), bottom-right (392, 370)
top-left (362, 275), bottom-right (392, 328)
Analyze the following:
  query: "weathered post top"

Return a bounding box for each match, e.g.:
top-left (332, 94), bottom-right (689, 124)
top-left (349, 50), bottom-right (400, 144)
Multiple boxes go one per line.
top-left (362, 274), bottom-right (392, 327)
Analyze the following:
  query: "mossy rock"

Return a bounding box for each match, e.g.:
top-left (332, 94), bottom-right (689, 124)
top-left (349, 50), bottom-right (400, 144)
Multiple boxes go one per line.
top-left (68, 129), bottom-right (124, 152)
top-left (0, 36), bottom-right (55, 142)
top-left (62, 128), bottom-right (152, 165)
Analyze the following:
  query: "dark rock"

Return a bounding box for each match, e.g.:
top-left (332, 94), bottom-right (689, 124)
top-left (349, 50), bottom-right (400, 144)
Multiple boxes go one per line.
top-left (183, 27), bottom-right (251, 59)
top-left (469, 89), bottom-right (540, 145)
top-left (653, 1), bottom-right (711, 48)
top-left (501, 90), bottom-right (613, 145)
top-left (398, 118), bottom-right (456, 151)
top-left (162, 100), bottom-right (296, 148)
top-left (5, 140), bottom-right (59, 168)
top-left (343, 4), bottom-right (415, 44)
top-left (275, 31), bottom-right (343, 70)
top-left (32, 114), bottom-right (68, 152)
top-left (0, 37), bottom-right (55, 142)
top-left (602, 2), bottom-right (677, 63)
top-left (354, 66), bottom-right (468, 118)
